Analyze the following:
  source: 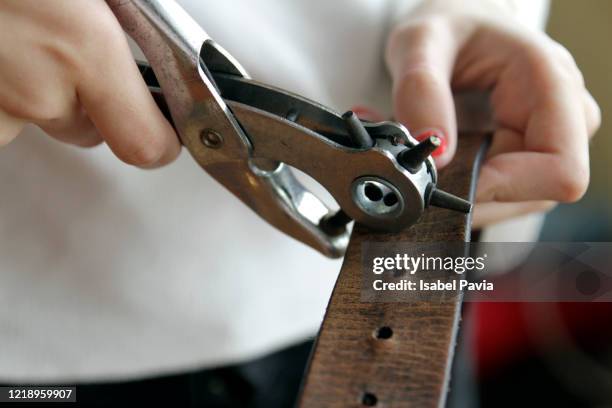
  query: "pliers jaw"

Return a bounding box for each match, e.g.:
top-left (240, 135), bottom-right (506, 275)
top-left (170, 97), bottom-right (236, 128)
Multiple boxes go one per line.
top-left (109, 0), bottom-right (470, 258)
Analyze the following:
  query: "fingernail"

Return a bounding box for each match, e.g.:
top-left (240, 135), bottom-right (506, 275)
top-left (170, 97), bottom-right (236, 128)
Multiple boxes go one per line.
top-left (350, 105), bottom-right (385, 122)
top-left (415, 129), bottom-right (447, 157)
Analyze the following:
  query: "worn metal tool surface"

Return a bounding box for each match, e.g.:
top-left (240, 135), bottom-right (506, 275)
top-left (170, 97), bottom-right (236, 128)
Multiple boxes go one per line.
top-left (107, 0), bottom-right (470, 259)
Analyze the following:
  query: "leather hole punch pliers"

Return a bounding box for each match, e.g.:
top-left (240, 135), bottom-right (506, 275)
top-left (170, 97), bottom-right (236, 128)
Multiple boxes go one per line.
top-left (107, 0), bottom-right (471, 258)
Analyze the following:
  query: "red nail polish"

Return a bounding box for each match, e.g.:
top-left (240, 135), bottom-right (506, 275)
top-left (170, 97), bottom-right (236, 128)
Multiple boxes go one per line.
top-left (415, 130), bottom-right (447, 157)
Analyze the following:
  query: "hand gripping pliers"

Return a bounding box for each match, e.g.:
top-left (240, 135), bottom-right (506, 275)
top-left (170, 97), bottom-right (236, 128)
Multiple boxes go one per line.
top-left (106, 0), bottom-right (471, 258)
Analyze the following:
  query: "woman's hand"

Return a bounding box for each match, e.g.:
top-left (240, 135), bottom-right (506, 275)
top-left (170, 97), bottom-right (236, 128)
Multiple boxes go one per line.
top-left (385, 0), bottom-right (600, 227)
top-left (0, 0), bottom-right (180, 167)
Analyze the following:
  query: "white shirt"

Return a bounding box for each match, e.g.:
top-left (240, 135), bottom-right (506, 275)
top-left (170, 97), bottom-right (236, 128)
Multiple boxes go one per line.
top-left (0, 0), bottom-right (547, 382)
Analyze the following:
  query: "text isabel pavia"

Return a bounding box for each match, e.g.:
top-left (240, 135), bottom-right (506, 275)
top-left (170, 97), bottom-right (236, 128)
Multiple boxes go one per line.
top-left (371, 254), bottom-right (493, 292)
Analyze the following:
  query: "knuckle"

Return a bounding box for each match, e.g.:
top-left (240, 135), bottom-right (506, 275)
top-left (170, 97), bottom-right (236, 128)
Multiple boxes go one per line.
top-left (0, 113), bottom-right (24, 147)
top-left (78, 7), bottom-right (122, 41)
top-left (554, 159), bottom-right (590, 202)
top-left (6, 78), bottom-right (77, 123)
top-left (591, 109), bottom-right (602, 134)
top-left (392, 66), bottom-right (446, 118)
top-left (74, 12), bottom-right (127, 67)
top-left (522, 40), bottom-right (583, 91)
top-left (2, 85), bottom-right (71, 123)
top-left (586, 94), bottom-right (602, 135)
top-left (120, 141), bottom-right (163, 167)
top-left (405, 16), bottom-right (448, 41)
top-left (589, 111), bottom-right (602, 136)
top-left (21, 99), bottom-right (67, 123)
top-left (396, 65), bottom-right (443, 93)
top-left (524, 47), bottom-right (560, 83)
top-left (0, 130), bottom-right (20, 147)
top-left (551, 42), bottom-right (576, 65)
top-left (553, 43), bottom-right (585, 87)
top-left (391, 16), bottom-right (445, 47)
top-left (386, 15), bottom-right (452, 74)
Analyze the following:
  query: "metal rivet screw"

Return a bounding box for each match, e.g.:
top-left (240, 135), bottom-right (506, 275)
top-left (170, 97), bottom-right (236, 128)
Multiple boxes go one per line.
top-left (351, 177), bottom-right (404, 219)
top-left (397, 135), bottom-right (440, 173)
top-left (201, 129), bottom-right (223, 149)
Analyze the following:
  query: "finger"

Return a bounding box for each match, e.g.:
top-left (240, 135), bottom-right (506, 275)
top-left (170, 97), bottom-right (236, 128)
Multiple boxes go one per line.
top-left (386, 20), bottom-right (459, 168)
top-left (77, 9), bottom-right (180, 168)
top-left (473, 200), bottom-right (556, 228)
top-left (477, 151), bottom-right (588, 203)
top-left (479, 73), bottom-right (590, 203)
top-left (484, 127), bottom-right (524, 158)
top-left (38, 107), bottom-right (102, 148)
top-left (549, 43), bottom-right (600, 138)
top-left (0, 108), bottom-right (25, 147)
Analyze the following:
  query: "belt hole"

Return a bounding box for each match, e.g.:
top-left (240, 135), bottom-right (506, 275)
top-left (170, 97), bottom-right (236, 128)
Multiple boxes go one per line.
top-left (374, 326), bottom-right (393, 340)
top-left (361, 392), bottom-right (378, 406)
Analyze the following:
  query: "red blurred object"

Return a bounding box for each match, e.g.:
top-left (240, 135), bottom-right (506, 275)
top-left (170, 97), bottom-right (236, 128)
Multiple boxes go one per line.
top-left (473, 302), bottom-right (612, 377)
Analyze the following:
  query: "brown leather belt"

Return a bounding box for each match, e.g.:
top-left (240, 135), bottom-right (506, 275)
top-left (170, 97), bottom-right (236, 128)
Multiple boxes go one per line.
top-left (299, 132), bottom-right (490, 408)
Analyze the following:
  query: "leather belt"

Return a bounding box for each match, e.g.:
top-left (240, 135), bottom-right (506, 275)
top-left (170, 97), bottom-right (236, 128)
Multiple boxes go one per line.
top-left (299, 132), bottom-right (490, 408)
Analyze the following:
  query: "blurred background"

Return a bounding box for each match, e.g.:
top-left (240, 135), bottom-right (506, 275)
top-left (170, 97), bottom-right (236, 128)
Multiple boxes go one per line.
top-left (474, 3), bottom-right (612, 406)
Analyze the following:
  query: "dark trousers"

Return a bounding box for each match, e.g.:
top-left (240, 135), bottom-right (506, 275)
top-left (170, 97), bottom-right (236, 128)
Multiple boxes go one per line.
top-left (1, 340), bottom-right (314, 408)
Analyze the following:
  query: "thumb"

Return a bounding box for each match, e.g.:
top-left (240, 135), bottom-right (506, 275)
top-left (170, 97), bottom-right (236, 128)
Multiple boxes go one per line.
top-left (386, 21), bottom-right (458, 168)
